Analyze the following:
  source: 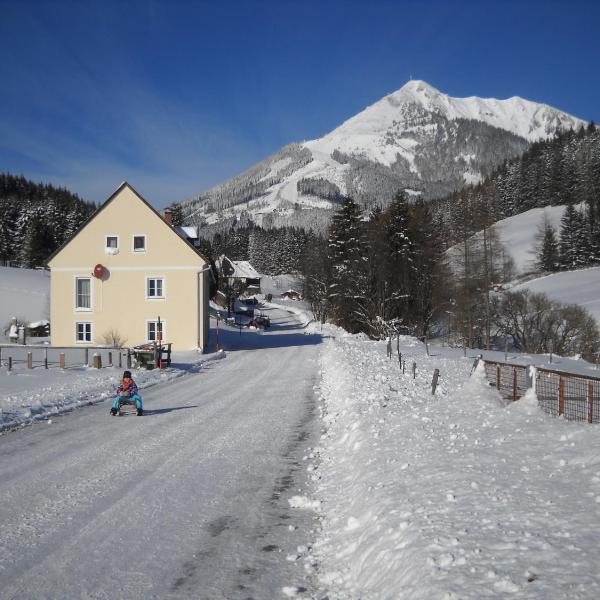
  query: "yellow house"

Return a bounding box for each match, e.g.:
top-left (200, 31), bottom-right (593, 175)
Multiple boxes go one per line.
top-left (47, 182), bottom-right (211, 351)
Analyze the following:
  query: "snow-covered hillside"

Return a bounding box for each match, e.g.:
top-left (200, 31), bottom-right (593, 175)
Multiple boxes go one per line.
top-left (511, 267), bottom-right (600, 324)
top-left (0, 267), bottom-right (50, 334)
top-left (180, 81), bottom-right (585, 232)
top-left (447, 204), bottom-right (570, 276)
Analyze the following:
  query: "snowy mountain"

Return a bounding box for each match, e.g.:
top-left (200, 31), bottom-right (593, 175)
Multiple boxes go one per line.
top-left (179, 81), bottom-right (585, 233)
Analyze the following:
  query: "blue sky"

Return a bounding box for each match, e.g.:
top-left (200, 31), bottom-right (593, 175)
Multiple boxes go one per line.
top-left (1, 0), bottom-right (599, 208)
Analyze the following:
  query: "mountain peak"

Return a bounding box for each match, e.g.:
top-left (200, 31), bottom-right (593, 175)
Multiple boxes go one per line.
top-left (398, 79), bottom-right (441, 94)
top-left (323, 80), bottom-right (585, 149)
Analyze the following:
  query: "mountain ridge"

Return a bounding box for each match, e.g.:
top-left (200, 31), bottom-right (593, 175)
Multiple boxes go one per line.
top-left (179, 81), bottom-right (586, 234)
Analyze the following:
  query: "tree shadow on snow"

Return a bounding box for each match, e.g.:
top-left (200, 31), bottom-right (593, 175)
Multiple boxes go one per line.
top-left (211, 326), bottom-right (322, 352)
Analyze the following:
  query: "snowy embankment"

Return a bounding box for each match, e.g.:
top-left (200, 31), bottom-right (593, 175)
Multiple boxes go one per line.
top-left (305, 329), bottom-right (600, 599)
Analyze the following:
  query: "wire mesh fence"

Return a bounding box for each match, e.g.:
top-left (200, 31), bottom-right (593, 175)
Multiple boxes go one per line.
top-left (481, 359), bottom-right (600, 424)
top-left (536, 368), bottom-right (600, 424)
top-left (482, 360), bottom-right (529, 401)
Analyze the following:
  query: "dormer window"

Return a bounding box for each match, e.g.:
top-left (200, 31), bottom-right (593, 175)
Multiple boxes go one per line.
top-left (105, 235), bottom-right (119, 255)
top-left (133, 235), bottom-right (146, 252)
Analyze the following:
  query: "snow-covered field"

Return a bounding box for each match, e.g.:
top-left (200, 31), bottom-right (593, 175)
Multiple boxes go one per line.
top-left (304, 329), bottom-right (600, 599)
top-left (0, 266), bottom-right (50, 336)
top-left (511, 266), bottom-right (600, 324)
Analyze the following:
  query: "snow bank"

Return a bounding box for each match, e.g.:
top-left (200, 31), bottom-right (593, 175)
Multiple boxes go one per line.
top-left (305, 329), bottom-right (600, 599)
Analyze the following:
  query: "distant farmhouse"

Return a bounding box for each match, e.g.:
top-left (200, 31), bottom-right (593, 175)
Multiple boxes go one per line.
top-left (47, 182), bottom-right (211, 351)
top-left (216, 256), bottom-right (261, 295)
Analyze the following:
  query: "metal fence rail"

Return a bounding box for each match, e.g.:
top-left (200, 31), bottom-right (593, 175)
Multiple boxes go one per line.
top-left (481, 359), bottom-right (600, 424)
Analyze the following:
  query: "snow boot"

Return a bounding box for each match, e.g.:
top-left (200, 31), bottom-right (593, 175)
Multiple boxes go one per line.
top-left (110, 407), bottom-right (118, 416)
top-left (137, 408), bottom-right (143, 416)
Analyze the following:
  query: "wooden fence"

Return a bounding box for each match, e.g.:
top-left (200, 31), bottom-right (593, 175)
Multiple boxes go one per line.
top-left (0, 345), bottom-right (131, 371)
top-left (481, 359), bottom-right (600, 424)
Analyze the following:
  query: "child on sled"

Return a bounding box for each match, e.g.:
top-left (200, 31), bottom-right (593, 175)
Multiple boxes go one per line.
top-left (110, 370), bottom-right (143, 416)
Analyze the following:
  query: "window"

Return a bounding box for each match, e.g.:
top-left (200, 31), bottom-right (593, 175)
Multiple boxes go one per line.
top-left (133, 235), bottom-right (146, 252)
top-left (76, 322), bottom-right (92, 343)
top-left (147, 277), bottom-right (165, 299)
top-left (75, 277), bottom-right (91, 310)
top-left (106, 236), bottom-right (118, 249)
top-left (147, 320), bottom-right (165, 342)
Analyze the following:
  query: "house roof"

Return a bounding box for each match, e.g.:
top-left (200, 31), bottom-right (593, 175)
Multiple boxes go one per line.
top-left (175, 226), bottom-right (198, 239)
top-left (232, 261), bottom-right (260, 279)
top-left (217, 255), bottom-right (260, 279)
top-left (46, 182), bottom-right (208, 265)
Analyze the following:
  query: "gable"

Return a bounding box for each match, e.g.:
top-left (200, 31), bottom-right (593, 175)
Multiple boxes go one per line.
top-left (48, 183), bottom-right (206, 268)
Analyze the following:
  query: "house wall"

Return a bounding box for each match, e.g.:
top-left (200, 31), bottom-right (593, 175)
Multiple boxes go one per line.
top-left (48, 185), bottom-right (210, 351)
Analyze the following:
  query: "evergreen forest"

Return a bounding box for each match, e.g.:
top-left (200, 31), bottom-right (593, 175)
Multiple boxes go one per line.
top-left (0, 173), bottom-right (96, 268)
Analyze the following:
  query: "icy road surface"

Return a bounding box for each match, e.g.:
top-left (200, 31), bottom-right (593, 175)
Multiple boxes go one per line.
top-left (0, 306), bottom-right (321, 599)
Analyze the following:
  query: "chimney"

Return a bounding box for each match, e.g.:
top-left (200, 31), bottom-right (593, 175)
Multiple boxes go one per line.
top-left (164, 209), bottom-right (173, 225)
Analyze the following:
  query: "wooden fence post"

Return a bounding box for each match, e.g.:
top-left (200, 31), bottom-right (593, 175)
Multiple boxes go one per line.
top-left (8, 356), bottom-right (12, 371)
top-left (496, 365), bottom-right (501, 390)
top-left (513, 368), bottom-right (518, 401)
top-left (588, 382), bottom-right (594, 424)
top-left (27, 352), bottom-right (33, 369)
top-left (558, 376), bottom-right (565, 416)
top-left (118, 351), bottom-right (122, 368)
top-left (431, 369), bottom-right (440, 395)
top-left (402, 360), bottom-right (405, 374)
top-left (44, 348), bottom-right (48, 369)
top-left (59, 353), bottom-right (65, 369)
top-left (412, 362), bottom-right (416, 379)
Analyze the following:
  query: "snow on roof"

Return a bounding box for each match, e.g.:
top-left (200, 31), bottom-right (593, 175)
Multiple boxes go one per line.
top-left (28, 320), bottom-right (49, 328)
top-left (230, 260), bottom-right (260, 279)
top-left (175, 226), bottom-right (198, 239)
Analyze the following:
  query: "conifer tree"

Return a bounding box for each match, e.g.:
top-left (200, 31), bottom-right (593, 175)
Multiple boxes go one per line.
top-left (327, 197), bottom-right (367, 332)
top-left (535, 216), bottom-right (560, 272)
top-left (559, 204), bottom-right (583, 269)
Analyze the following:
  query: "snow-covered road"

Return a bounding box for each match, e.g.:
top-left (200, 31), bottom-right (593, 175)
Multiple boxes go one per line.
top-left (0, 306), bottom-right (322, 599)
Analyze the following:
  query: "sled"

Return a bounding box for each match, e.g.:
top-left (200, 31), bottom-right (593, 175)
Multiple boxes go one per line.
top-left (113, 396), bottom-right (143, 416)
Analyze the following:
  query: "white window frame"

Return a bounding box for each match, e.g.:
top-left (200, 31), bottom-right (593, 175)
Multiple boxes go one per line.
top-left (75, 321), bottom-right (93, 343)
top-left (132, 234), bottom-right (147, 253)
top-left (105, 234), bottom-right (119, 252)
top-left (146, 320), bottom-right (166, 343)
top-left (146, 276), bottom-right (166, 300)
top-left (74, 276), bottom-right (93, 312)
